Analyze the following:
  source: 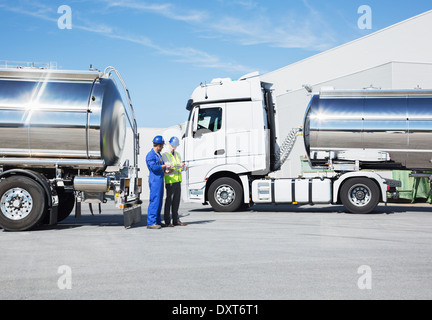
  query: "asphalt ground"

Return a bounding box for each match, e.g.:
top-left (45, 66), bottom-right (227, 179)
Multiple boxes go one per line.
top-left (1, 201), bottom-right (432, 301)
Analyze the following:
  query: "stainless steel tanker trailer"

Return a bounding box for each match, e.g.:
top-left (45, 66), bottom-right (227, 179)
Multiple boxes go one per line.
top-left (304, 89), bottom-right (432, 170)
top-left (0, 66), bottom-right (142, 231)
top-left (182, 73), bottom-right (432, 214)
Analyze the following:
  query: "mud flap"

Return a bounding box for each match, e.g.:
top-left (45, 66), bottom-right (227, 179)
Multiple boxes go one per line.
top-left (123, 202), bottom-right (142, 229)
top-left (49, 205), bottom-right (58, 225)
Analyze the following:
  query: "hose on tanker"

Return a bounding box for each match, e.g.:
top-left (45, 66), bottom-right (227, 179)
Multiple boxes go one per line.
top-left (277, 127), bottom-right (302, 167)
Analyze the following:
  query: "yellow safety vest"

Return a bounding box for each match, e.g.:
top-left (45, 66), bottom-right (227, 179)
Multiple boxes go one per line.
top-left (163, 151), bottom-right (182, 184)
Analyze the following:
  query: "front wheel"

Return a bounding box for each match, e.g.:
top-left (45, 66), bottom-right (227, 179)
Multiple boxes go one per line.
top-left (0, 176), bottom-right (47, 231)
top-left (208, 177), bottom-right (244, 212)
top-left (340, 178), bottom-right (380, 214)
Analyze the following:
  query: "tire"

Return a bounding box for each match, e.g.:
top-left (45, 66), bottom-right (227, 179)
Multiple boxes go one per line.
top-left (56, 189), bottom-right (75, 222)
top-left (340, 178), bottom-right (380, 214)
top-left (0, 176), bottom-right (47, 231)
top-left (208, 177), bottom-right (244, 212)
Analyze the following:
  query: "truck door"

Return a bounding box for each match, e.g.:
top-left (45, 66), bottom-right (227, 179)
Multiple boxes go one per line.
top-left (184, 104), bottom-right (226, 185)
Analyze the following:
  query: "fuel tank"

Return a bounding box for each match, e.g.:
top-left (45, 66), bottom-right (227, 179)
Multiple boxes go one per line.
top-left (304, 90), bottom-right (432, 170)
top-left (0, 68), bottom-right (126, 167)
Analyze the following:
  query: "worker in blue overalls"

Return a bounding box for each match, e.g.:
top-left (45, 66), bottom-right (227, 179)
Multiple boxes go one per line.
top-left (146, 136), bottom-right (171, 229)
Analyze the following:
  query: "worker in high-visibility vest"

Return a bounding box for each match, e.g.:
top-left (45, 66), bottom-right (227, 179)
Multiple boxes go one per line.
top-left (162, 136), bottom-right (187, 227)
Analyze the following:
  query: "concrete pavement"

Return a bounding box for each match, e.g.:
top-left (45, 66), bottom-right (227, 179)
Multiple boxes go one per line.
top-left (1, 202), bottom-right (432, 300)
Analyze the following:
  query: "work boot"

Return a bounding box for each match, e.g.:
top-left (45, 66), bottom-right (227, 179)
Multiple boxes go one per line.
top-left (162, 223), bottom-right (174, 228)
top-left (147, 224), bottom-right (162, 230)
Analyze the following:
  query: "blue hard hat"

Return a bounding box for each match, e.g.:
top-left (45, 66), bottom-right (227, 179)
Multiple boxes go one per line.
top-left (169, 136), bottom-right (180, 147)
top-left (153, 136), bottom-right (165, 145)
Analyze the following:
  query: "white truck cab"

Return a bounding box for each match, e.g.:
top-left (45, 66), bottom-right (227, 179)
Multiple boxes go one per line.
top-left (183, 73), bottom-right (275, 211)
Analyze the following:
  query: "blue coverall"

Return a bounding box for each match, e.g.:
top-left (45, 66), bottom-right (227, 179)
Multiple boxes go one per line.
top-left (146, 149), bottom-right (165, 226)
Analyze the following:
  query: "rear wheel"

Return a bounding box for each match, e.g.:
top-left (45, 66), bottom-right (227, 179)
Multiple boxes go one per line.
top-left (340, 178), bottom-right (380, 214)
top-left (208, 177), bottom-right (244, 212)
top-left (0, 176), bottom-right (47, 231)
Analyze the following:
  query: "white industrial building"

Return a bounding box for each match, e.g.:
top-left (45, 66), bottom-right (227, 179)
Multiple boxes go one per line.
top-left (130, 10), bottom-right (432, 200)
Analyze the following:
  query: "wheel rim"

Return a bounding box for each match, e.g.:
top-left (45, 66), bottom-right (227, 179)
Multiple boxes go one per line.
top-left (214, 184), bottom-right (236, 206)
top-left (1, 188), bottom-right (33, 221)
top-left (348, 184), bottom-right (371, 207)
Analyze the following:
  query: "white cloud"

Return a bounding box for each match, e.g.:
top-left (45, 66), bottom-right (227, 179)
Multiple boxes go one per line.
top-left (200, 1), bottom-right (337, 51)
top-left (95, 30), bottom-right (253, 73)
top-left (99, 0), bottom-right (337, 51)
top-left (0, 0), bottom-right (339, 72)
top-left (0, 1), bottom-right (57, 22)
top-left (217, 0), bottom-right (259, 10)
top-left (102, 0), bottom-right (207, 23)
top-left (71, 18), bottom-right (253, 73)
top-left (0, 0), bottom-right (253, 73)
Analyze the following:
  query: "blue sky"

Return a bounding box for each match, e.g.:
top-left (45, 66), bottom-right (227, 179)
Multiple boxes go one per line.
top-left (0, 0), bottom-right (431, 128)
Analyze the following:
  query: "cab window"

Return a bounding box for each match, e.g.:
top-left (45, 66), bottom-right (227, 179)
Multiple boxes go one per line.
top-left (195, 107), bottom-right (222, 137)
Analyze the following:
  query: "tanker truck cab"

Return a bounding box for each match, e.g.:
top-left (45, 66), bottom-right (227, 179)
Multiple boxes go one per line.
top-left (183, 72), bottom-right (411, 215)
top-left (183, 72), bottom-right (274, 211)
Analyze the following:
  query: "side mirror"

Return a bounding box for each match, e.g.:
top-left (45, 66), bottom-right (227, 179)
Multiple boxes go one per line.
top-left (193, 118), bottom-right (198, 134)
top-left (192, 107), bottom-right (200, 137)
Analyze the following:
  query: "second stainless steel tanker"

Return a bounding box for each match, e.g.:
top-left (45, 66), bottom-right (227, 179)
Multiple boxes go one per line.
top-left (304, 89), bottom-right (432, 170)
